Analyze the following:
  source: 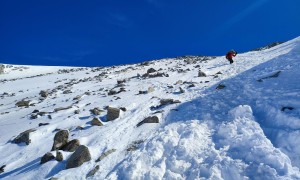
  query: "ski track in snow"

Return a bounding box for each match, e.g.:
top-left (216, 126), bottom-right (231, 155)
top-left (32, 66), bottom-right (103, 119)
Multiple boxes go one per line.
top-left (0, 37), bottom-right (300, 179)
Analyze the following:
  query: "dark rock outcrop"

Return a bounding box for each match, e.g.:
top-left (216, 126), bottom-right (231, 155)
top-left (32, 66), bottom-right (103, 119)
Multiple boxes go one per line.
top-left (51, 130), bottom-right (69, 151)
top-left (66, 145), bottom-right (91, 169)
top-left (39, 90), bottom-right (48, 98)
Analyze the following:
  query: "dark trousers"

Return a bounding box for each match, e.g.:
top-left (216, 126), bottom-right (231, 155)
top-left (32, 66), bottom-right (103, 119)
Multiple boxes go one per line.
top-left (228, 58), bottom-right (233, 64)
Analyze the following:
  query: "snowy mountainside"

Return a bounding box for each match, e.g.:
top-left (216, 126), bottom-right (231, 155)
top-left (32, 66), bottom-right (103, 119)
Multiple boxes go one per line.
top-left (0, 36), bottom-right (300, 179)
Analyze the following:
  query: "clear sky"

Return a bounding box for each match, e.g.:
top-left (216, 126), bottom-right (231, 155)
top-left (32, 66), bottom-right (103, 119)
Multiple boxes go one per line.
top-left (1, 0), bottom-right (300, 67)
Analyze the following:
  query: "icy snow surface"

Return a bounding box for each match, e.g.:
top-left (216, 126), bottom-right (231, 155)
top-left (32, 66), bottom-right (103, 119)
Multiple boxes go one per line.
top-left (0, 37), bottom-right (300, 179)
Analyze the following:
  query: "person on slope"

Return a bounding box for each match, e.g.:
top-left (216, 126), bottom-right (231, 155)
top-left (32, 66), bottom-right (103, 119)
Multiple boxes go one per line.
top-left (226, 50), bottom-right (237, 64)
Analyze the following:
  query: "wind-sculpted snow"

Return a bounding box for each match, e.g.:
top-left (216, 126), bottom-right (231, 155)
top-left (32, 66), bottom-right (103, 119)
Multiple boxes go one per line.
top-left (0, 36), bottom-right (299, 179)
top-left (109, 106), bottom-right (299, 179)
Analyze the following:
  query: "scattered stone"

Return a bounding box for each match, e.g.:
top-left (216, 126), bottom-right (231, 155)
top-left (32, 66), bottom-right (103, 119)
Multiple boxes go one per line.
top-left (179, 87), bottom-right (185, 93)
top-left (257, 71), bottom-right (282, 82)
top-left (12, 129), bottom-right (36, 145)
top-left (30, 114), bottom-right (38, 119)
top-left (62, 139), bottom-right (80, 152)
top-left (39, 123), bottom-right (50, 127)
top-left (48, 115), bottom-right (52, 119)
top-left (86, 165), bottom-right (100, 178)
top-left (138, 90), bottom-right (148, 95)
top-left (126, 140), bottom-right (144, 152)
top-left (85, 91), bottom-right (91, 96)
top-left (16, 100), bottom-right (30, 107)
top-left (281, 106), bottom-right (294, 112)
top-left (188, 84), bottom-right (195, 88)
top-left (40, 152), bottom-right (55, 164)
top-left (74, 109), bottom-right (80, 114)
top-left (216, 84), bottom-right (226, 90)
top-left (107, 107), bottom-right (120, 121)
top-left (175, 80), bottom-right (183, 85)
top-left (198, 70), bottom-right (207, 77)
top-left (90, 107), bottom-right (103, 115)
top-left (39, 90), bottom-right (48, 98)
top-left (32, 110), bottom-right (39, 113)
top-left (0, 165), bottom-right (6, 174)
top-left (120, 107), bottom-right (127, 112)
top-left (216, 71), bottom-right (222, 74)
top-left (108, 89), bottom-right (117, 96)
top-left (147, 87), bottom-right (155, 93)
top-left (56, 151), bottom-right (63, 162)
top-left (63, 90), bottom-right (72, 94)
top-left (137, 116), bottom-right (159, 127)
top-left (49, 178), bottom-right (58, 180)
top-left (160, 99), bottom-right (181, 106)
top-left (51, 130), bottom-right (69, 151)
top-left (95, 149), bottom-right (116, 162)
top-left (73, 95), bottom-right (82, 101)
top-left (117, 79), bottom-right (126, 84)
top-left (54, 106), bottom-right (72, 112)
top-left (91, 117), bottom-right (103, 126)
top-left (76, 126), bottom-right (84, 130)
top-left (0, 64), bottom-right (5, 74)
top-left (151, 99), bottom-right (181, 110)
top-left (66, 145), bottom-right (91, 169)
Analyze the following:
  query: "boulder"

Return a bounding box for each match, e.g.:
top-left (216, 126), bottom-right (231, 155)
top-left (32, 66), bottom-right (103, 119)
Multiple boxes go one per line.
top-left (107, 107), bottom-right (120, 121)
top-left (63, 90), bottom-right (72, 94)
top-left (198, 70), bottom-right (207, 77)
top-left (55, 151), bottom-right (63, 161)
top-left (66, 145), bottom-right (91, 169)
top-left (51, 130), bottom-right (69, 151)
top-left (39, 90), bottom-right (48, 98)
top-left (90, 108), bottom-right (103, 115)
top-left (147, 87), bottom-right (155, 93)
top-left (62, 139), bottom-right (80, 152)
top-left (16, 100), bottom-right (30, 107)
top-left (91, 117), bottom-right (103, 126)
top-left (137, 116), bottom-right (159, 127)
top-left (216, 84), bottom-right (226, 90)
top-left (0, 165), bottom-right (5, 174)
top-left (12, 129), bottom-right (36, 145)
top-left (147, 68), bottom-right (156, 74)
top-left (0, 64), bottom-right (5, 74)
top-left (40, 152), bottom-right (55, 164)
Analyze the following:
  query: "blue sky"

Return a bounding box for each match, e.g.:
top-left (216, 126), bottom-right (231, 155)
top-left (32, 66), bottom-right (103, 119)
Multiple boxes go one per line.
top-left (0, 0), bottom-right (300, 67)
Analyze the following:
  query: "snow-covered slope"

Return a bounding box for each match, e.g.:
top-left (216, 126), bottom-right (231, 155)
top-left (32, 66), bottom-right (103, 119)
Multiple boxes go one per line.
top-left (0, 36), bottom-right (299, 179)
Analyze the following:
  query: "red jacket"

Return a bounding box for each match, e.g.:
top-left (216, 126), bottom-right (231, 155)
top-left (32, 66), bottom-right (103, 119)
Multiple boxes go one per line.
top-left (226, 51), bottom-right (236, 59)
